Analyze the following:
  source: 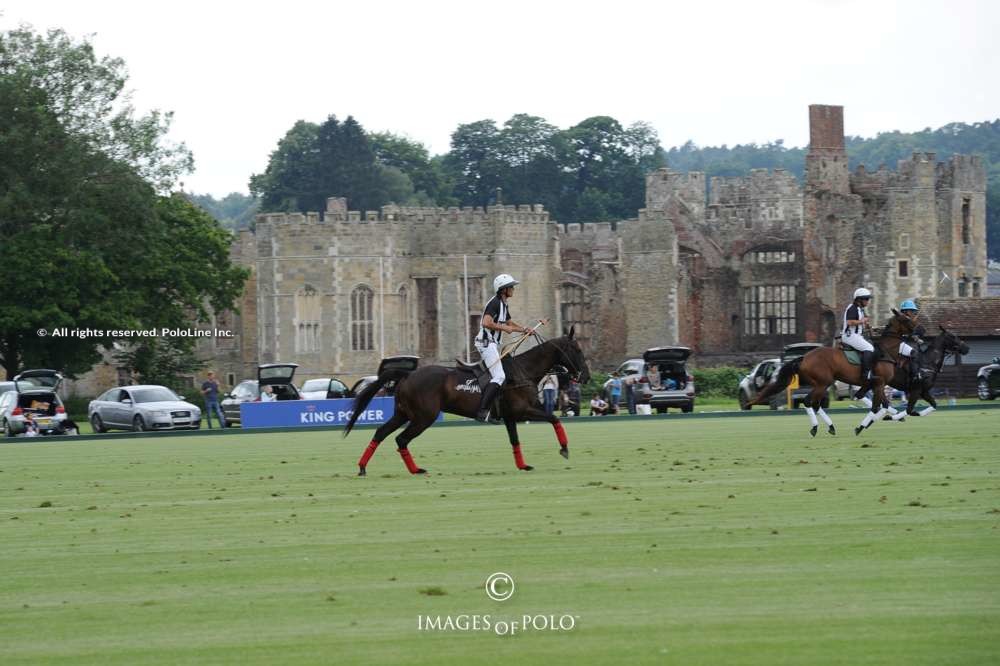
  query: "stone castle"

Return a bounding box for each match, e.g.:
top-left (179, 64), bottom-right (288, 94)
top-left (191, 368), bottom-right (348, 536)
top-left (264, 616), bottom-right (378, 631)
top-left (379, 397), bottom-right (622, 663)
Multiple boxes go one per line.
top-left (200, 105), bottom-right (987, 388)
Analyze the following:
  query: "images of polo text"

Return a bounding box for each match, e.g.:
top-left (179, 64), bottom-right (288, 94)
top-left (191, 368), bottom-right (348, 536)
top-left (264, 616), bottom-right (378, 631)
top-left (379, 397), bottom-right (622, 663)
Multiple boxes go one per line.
top-left (39, 328), bottom-right (234, 340)
top-left (417, 614), bottom-right (578, 636)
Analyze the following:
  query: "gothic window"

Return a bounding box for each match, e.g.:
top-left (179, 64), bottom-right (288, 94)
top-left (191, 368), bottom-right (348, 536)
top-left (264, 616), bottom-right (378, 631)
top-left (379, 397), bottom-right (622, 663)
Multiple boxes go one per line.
top-left (560, 283), bottom-right (589, 350)
top-left (351, 285), bottom-right (374, 351)
top-left (295, 287), bottom-right (321, 353)
top-left (743, 285), bottom-right (797, 335)
top-left (898, 261), bottom-right (909, 278)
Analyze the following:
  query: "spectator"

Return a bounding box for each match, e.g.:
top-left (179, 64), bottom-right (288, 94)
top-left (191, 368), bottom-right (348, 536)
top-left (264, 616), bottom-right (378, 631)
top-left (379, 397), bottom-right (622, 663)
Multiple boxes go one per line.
top-left (608, 374), bottom-right (622, 414)
top-left (624, 374), bottom-right (637, 415)
top-left (563, 379), bottom-right (581, 417)
top-left (259, 385), bottom-right (277, 402)
top-left (540, 373), bottom-right (558, 416)
top-left (590, 395), bottom-right (609, 416)
top-left (201, 371), bottom-right (227, 429)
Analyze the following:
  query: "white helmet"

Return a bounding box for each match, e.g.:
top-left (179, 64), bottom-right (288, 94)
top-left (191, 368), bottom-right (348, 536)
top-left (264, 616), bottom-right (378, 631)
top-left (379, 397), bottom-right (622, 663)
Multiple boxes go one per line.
top-left (853, 287), bottom-right (872, 300)
top-left (493, 274), bottom-right (519, 293)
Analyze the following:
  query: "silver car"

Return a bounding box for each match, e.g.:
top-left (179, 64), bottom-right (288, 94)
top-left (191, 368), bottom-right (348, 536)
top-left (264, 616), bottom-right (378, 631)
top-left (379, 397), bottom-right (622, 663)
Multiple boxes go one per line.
top-left (0, 370), bottom-right (70, 437)
top-left (88, 385), bottom-right (202, 432)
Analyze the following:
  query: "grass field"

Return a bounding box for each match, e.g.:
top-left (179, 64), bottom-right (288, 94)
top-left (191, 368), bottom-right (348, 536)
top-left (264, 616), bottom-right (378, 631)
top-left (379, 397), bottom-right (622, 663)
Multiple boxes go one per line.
top-left (1, 409), bottom-right (999, 665)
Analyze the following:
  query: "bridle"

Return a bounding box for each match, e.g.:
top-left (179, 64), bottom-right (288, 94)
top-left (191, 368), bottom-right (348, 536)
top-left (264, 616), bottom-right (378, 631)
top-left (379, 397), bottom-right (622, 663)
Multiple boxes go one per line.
top-left (532, 331), bottom-right (584, 382)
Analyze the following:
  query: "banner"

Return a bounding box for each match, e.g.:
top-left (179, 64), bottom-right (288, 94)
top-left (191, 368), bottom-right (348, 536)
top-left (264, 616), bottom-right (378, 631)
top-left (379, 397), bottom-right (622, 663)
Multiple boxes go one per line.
top-left (239, 397), bottom-right (441, 429)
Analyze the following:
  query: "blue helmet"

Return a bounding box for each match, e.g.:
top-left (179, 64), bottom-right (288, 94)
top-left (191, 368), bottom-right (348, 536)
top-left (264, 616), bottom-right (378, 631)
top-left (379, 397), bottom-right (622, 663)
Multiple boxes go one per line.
top-left (899, 299), bottom-right (919, 312)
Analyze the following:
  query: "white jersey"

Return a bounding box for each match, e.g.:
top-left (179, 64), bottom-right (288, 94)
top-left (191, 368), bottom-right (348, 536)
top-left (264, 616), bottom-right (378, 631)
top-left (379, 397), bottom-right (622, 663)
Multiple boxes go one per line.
top-left (477, 295), bottom-right (510, 346)
top-left (843, 303), bottom-right (866, 339)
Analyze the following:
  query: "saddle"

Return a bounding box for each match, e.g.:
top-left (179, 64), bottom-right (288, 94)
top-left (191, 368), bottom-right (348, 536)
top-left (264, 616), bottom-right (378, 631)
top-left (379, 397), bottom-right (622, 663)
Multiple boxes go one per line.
top-left (838, 345), bottom-right (884, 366)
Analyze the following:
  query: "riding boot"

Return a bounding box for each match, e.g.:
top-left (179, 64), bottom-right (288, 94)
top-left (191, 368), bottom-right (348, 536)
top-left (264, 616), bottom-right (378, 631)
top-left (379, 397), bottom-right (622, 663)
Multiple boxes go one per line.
top-left (476, 382), bottom-right (502, 423)
top-left (854, 351), bottom-right (874, 399)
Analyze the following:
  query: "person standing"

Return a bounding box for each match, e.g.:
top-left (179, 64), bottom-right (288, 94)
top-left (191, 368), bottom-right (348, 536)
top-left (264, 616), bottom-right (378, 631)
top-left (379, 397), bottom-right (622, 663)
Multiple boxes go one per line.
top-left (624, 374), bottom-right (637, 415)
top-left (201, 371), bottom-right (227, 428)
top-left (608, 374), bottom-right (622, 414)
top-left (564, 379), bottom-right (581, 416)
top-left (541, 373), bottom-right (558, 416)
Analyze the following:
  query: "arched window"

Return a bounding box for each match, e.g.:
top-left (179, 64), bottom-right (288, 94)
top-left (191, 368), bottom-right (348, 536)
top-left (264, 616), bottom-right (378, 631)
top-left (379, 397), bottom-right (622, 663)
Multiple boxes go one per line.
top-left (295, 286), bottom-right (321, 353)
top-left (351, 285), bottom-right (374, 351)
top-left (397, 286), bottom-right (411, 352)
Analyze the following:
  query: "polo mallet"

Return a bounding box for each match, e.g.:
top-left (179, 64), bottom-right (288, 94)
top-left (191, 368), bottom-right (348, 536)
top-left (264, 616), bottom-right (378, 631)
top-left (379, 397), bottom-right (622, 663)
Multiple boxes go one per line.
top-left (488, 319), bottom-right (547, 370)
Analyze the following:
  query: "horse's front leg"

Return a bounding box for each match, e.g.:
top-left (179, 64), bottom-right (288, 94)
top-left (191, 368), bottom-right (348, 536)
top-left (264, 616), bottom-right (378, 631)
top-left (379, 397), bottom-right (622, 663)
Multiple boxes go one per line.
top-left (503, 417), bottom-right (532, 471)
top-left (855, 380), bottom-right (888, 436)
top-left (521, 404), bottom-right (569, 459)
top-left (916, 385), bottom-right (938, 417)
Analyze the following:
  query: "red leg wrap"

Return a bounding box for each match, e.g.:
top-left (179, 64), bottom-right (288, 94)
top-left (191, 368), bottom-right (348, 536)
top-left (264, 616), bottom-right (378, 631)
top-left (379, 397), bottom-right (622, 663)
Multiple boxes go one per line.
top-left (399, 449), bottom-right (420, 474)
top-left (359, 440), bottom-right (380, 467)
top-left (553, 422), bottom-right (568, 447)
top-left (512, 444), bottom-right (527, 469)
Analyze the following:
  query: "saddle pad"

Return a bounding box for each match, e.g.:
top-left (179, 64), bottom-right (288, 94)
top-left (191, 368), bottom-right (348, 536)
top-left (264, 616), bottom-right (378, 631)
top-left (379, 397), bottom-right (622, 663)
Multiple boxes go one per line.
top-left (842, 349), bottom-right (861, 365)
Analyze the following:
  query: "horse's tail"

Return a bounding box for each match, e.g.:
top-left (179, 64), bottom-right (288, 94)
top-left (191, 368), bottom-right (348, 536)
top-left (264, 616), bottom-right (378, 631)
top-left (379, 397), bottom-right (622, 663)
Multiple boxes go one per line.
top-left (749, 357), bottom-right (803, 406)
top-left (343, 366), bottom-right (413, 437)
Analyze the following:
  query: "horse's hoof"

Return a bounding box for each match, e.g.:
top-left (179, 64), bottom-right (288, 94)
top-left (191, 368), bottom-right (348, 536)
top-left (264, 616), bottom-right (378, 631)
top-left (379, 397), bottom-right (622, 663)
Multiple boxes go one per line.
top-left (854, 426), bottom-right (864, 436)
top-left (559, 447), bottom-right (569, 460)
top-left (828, 425), bottom-right (836, 436)
top-left (414, 468), bottom-right (427, 475)
top-left (810, 426), bottom-right (818, 438)
top-left (358, 467), bottom-right (367, 477)
top-left (882, 414), bottom-right (893, 421)
top-left (520, 465), bottom-right (534, 471)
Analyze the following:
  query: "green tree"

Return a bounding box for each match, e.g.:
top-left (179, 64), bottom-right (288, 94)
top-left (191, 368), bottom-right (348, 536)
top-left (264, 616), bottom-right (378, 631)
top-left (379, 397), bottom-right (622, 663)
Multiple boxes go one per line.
top-left (0, 26), bottom-right (247, 380)
top-left (249, 120), bottom-right (321, 212)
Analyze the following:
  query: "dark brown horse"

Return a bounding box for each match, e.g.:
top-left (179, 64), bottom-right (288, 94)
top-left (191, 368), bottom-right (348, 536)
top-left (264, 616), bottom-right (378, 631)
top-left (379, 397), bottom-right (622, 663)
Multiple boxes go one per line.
top-left (862, 326), bottom-right (969, 418)
top-left (749, 312), bottom-right (917, 436)
top-left (344, 327), bottom-right (591, 475)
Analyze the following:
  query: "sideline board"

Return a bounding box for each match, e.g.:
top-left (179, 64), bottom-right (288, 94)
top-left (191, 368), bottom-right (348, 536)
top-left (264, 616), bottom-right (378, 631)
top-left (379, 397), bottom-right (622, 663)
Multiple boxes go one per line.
top-left (239, 397), bottom-right (442, 428)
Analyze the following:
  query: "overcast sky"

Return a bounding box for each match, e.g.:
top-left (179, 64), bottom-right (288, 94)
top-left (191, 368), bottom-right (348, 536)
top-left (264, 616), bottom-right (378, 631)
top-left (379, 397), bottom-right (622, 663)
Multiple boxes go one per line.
top-left (2, 0), bottom-right (996, 197)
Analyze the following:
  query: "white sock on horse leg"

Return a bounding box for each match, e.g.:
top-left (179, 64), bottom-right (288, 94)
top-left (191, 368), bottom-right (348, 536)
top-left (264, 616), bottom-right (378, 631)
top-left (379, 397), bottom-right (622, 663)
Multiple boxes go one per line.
top-left (919, 406), bottom-right (935, 417)
top-left (817, 408), bottom-right (833, 426)
top-left (805, 407), bottom-right (818, 427)
top-left (859, 396), bottom-right (872, 408)
top-left (891, 411), bottom-right (907, 421)
top-left (859, 412), bottom-right (875, 428)
top-left (874, 408), bottom-right (888, 422)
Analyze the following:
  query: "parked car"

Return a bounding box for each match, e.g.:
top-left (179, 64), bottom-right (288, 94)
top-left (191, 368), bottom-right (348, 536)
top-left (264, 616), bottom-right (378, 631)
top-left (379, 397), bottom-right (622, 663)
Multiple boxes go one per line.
top-left (643, 347), bottom-right (695, 413)
top-left (221, 363), bottom-right (302, 427)
top-left (88, 385), bottom-right (201, 432)
top-left (0, 381), bottom-right (15, 397)
top-left (978, 356), bottom-right (1000, 400)
top-left (300, 377), bottom-right (351, 400)
top-left (1, 369), bottom-right (70, 437)
top-left (739, 343), bottom-right (836, 410)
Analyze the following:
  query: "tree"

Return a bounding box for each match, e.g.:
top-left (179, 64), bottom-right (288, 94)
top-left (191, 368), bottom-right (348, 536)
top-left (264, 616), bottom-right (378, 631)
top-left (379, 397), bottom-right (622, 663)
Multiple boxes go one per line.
top-left (249, 120), bottom-right (321, 212)
top-left (370, 132), bottom-right (450, 204)
top-left (442, 120), bottom-right (505, 207)
top-left (0, 26), bottom-right (247, 380)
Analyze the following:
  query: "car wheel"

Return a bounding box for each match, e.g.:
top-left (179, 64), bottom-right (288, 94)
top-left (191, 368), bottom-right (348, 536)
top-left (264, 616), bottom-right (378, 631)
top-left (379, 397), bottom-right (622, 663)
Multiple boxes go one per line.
top-left (90, 413), bottom-right (107, 434)
top-left (681, 405), bottom-right (693, 414)
top-left (3, 419), bottom-right (13, 438)
top-left (769, 399), bottom-right (779, 411)
top-left (133, 415), bottom-right (146, 432)
top-left (655, 407), bottom-right (667, 414)
top-left (739, 392), bottom-right (751, 410)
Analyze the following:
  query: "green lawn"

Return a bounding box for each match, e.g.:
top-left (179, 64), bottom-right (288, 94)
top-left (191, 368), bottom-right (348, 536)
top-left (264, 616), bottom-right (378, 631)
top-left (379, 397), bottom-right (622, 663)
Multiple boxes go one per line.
top-left (1, 410), bottom-right (999, 665)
